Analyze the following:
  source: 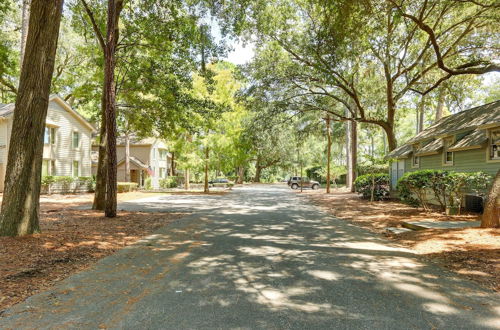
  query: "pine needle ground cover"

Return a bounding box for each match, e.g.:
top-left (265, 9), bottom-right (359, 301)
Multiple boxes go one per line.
top-left (299, 189), bottom-right (499, 292)
top-left (0, 193), bottom-right (186, 311)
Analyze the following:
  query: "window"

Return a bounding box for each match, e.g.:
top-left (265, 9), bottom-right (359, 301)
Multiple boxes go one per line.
top-left (42, 160), bottom-right (49, 176)
top-left (51, 160), bottom-right (56, 176)
top-left (50, 127), bottom-right (56, 144)
top-left (152, 148), bottom-right (157, 160)
top-left (443, 137), bottom-right (454, 165)
top-left (412, 144), bottom-right (420, 168)
top-left (72, 131), bottom-right (80, 149)
top-left (490, 129), bottom-right (500, 160)
top-left (159, 149), bottom-right (168, 160)
top-left (72, 161), bottom-right (79, 177)
top-left (159, 168), bottom-right (166, 178)
top-left (44, 128), bottom-right (50, 144)
top-left (44, 127), bottom-right (56, 145)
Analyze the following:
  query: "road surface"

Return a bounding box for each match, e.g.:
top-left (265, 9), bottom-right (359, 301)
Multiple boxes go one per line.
top-left (1, 185), bottom-right (499, 329)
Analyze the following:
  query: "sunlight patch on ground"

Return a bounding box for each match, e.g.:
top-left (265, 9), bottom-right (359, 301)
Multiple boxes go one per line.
top-left (307, 270), bottom-right (341, 281)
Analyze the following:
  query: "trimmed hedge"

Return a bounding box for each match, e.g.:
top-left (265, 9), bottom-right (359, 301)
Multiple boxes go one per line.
top-left (396, 170), bottom-right (491, 213)
top-left (41, 176), bottom-right (95, 194)
top-left (117, 182), bottom-right (139, 193)
top-left (354, 173), bottom-right (390, 201)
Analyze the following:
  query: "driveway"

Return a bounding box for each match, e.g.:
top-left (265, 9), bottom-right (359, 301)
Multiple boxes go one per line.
top-left (1, 185), bottom-right (499, 329)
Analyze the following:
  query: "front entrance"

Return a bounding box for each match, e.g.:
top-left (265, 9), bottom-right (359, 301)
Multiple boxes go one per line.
top-left (131, 170), bottom-right (139, 185)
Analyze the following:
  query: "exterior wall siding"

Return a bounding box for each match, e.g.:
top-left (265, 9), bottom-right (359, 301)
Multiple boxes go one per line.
top-left (405, 147), bottom-right (499, 176)
top-left (43, 101), bottom-right (93, 177)
top-left (0, 98), bottom-right (94, 192)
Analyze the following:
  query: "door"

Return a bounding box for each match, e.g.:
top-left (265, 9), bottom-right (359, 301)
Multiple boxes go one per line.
top-left (130, 170), bottom-right (138, 184)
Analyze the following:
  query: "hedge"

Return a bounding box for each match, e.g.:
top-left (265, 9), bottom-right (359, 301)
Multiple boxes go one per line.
top-left (117, 182), bottom-right (139, 193)
top-left (396, 170), bottom-right (491, 213)
top-left (354, 173), bottom-right (390, 201)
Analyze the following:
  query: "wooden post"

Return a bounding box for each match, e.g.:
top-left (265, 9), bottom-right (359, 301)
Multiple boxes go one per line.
top-left (326, 114), bottom-right (331, 194)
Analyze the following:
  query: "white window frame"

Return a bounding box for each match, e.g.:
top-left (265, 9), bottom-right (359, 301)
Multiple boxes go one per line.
top-left (489, 128), bottom-right (500, 161)
top-left (72, 160), bottom-right (79, 177)
top-left (50, 160), bottom-right (56, 176)
top-left (411, 144), bottom-right (420, 168)
top-left (442, 136), bottom-right (454, 166)
top-left (72, 131), bottom-right (80, 149)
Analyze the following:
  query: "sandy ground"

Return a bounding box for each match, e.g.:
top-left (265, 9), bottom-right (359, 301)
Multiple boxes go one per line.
top-left (297, 188), bottom-right (500, 292)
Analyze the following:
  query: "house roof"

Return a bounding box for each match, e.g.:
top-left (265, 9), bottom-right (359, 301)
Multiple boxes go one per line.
top-left (414, 138), bottom-right (443, 156)
top-left (117, 156), bottom-right (149, 169)
top-left (116, 136), bottom-right (160, 146)
top-left (407, 100), bottom-right (500, 144)
top-left (0, 95), bottom-right (95, 132)
top-left (387, 144), bottom-right (413, 159)
top-left (448, 129), bottom-right (488, 151)
top-left (387, 100), bottom-right (500, 159)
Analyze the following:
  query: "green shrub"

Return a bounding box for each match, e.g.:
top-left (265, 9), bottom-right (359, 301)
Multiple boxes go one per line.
top-left (41, 175), bottom-right (56, 186)
top-left (354, 173), bottom-right (390, 201)
top-left (397, 170), bottom-right (492, 212)
top-left (144, 177), bottom-right (152, 190)
top-left (160, 177), bottom-right (178, 189)
top-left (117, 182), bottom-right (138, 193)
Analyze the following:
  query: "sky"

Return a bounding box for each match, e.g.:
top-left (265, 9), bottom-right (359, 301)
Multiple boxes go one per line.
top-left (225, 40), bottom-right (256, 65)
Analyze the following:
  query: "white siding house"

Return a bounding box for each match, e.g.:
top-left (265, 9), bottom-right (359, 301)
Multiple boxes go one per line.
top-left (92, 137), bottom-right (171, 189)
top-left (0, 95), bottom-right (95, 192)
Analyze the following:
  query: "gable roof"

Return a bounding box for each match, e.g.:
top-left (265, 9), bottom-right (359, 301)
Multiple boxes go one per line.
top-left (117, 156), bottom-right (149, 169)
top-left (0, 95), bottom-right (95, 132)
top-left (407, 100), bottom-right (500, 144)
top-left (387, 100), bottom-right (500, 159)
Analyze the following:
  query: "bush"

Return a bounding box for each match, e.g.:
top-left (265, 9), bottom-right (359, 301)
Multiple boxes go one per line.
top-left (117, 182), bottom-right (138, 193)
top-left (354, 173), bottom-right (390, 201)
top-left (144, 177), bottom-right (152, 190)
top-left (160, 177), bottom-right (178, 189)
top-left (397, 170), bottom-right (492, 212)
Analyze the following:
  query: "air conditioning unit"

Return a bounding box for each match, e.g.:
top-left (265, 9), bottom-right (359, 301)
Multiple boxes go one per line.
top-left (464, 194), bottom-right (484, 213)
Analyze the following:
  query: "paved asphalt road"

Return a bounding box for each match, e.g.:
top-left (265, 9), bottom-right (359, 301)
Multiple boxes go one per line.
top-left (1, 185), bottom-right (499, 329)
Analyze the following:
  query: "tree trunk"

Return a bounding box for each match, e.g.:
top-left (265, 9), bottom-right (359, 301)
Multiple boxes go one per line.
top-left (350, 120), bottom-right (357, 193)
top-left (184, 168), bottom-right (190, 190)
top-left (0, 0), bottom-right (63, 236)
top-left (435, 87), bottom-right (445, 122)
top-left (204, 146), bottom-right (209, 193)
top-left (124, 131), bottom-right (130, 182)
top-left (170, 152), bottom-right (175, 176)
top-left (92, 95), bottom-right (107, 210)
top-left (326, 115), bottom-right (331, 194)
top-left (20, 0), bottom-right (31, 66)
top-left (254, 166), bottom-right (262, 183)
top-left (237, 166), bottom-right (244, 184)
top-left (104, 0), bottom-right (123, 218)
top-left (345, 107), bottom-right (357, 192)
top-left (417, 95), bottom-right (425, 133)
top-left (481, 169), bottom-right (500, 228)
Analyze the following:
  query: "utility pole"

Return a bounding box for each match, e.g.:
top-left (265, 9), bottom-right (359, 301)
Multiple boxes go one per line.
top-left (325, 114), bottom-right (331, 194)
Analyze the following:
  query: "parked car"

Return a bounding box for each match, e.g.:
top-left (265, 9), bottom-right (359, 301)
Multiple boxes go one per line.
top-left (287, 176), bottom-right (320, 190)
top-left (209, 178), bottom-right (230, 184)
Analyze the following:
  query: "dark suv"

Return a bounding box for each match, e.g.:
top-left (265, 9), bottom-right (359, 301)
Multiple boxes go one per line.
top-left (287, 176), bottom-right (320, 190)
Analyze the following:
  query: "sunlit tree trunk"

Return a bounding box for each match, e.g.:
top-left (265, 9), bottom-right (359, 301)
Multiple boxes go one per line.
top-left (435, 87), bottom-right (445, 122)
top-left (204, 146), bottom-right (209, 193)
top-left (93, 91), bottom-right (107, 210)
top-left (20, 0), bottom-right (31, 66)
top-left (0, 0), bottom-right (63, 236)
top-left (124, 131), bottom-right (130, 182)
top-left (481, 169), bottom-right (499, 228)
top-left (326, 114), bottom-right (331, 194)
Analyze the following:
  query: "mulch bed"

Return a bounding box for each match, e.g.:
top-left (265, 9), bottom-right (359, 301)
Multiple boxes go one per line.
top-left (0, 208), bottom-right (185, 311)
top-left (298, 189), bottom-right (500, 292)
